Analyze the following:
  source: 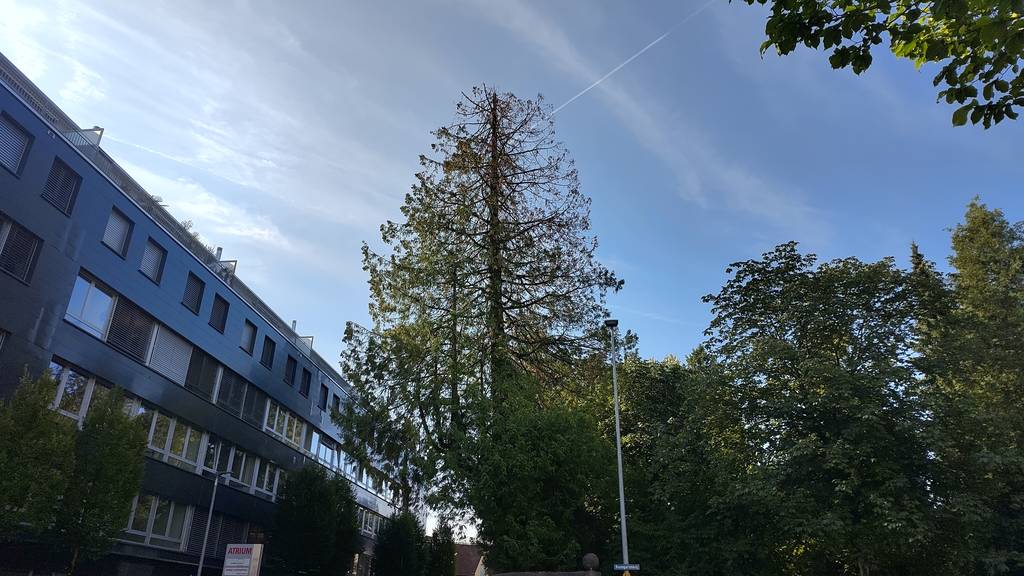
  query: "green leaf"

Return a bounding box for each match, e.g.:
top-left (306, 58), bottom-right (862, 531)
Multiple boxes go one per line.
top-left (953, 103), bottom-right (972, 126)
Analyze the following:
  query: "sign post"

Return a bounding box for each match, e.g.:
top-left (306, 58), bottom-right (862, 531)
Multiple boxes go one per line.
top-left (222, 543), bottom-right (263, 576)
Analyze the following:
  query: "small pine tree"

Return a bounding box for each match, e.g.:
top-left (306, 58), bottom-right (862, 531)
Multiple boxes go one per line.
top-left (374, 511), bottom-right (427, 576)
top-left (53, 388), bottom-right (147, 574)
top-left (0, 372), bottom-right (75, 540)
top-left (426, 522), bottom-right (456, 576)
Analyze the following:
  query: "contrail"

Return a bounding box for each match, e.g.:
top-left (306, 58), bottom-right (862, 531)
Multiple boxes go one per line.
top-left (552, 0), bottom-right (719, 115)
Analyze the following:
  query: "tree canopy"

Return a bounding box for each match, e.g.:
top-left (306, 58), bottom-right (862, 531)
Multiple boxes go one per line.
top-left (743, 0), bottom-right (1024, 127)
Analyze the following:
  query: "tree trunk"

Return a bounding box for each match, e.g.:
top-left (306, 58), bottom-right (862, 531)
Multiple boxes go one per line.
top-left (484, 90), bottom-right (506, 391)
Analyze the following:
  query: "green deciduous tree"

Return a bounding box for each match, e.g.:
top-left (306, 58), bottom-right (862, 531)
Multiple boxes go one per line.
top-left (0, 372), bottom-right (75, 540)
top-left (270, 465), bottom-right (361, 576)
top-left (742, 0), bottom-right (1024, 127)
top-left (619, 352), bottom-right (786, 576)
top-left (374, 511), bottom-right (427, 576)
top-left (426, 522), bottom-right (457, 576)
top-left (467, 373), bottom-right (615, 574)
top-left (53, 387), bottom-right (147, 575)
top-left (702, 243), bottom-right (936, 576)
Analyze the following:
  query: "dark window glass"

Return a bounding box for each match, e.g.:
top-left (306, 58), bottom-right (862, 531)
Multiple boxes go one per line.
top-left (185, 350), bottom-right (219, 400)
top-left (331, 394), bottom-right (340, 413)
top-left (182, 273), bottom-right (204, 314)
top-left (300, 369), bottom-right (311, 397)
top-left (241, 385), bottom-right (267, 426)
top-left (0, 113), bottom-right (31, 175)
top-left (0, 219), bottom-right (41, 282)
top-left (140, 239), bottom-right (166, 283)
top-left (240, 320), bottom-right (256, 354)
top-left (209, 294), bottom-right (229, 333)
top-left (107, 297), bottom-right (156, 362)
top-left (260, 336), bottom-right (275, 369)
top-left (216, 370), bottom-right (246, 415)
top-left (102, 208), bottom-right (132, 256)
top-left (42, 158), bottom-right (81, 215)
top-left (284, 356), bottom-right (297, 385)
top-left (318, 384), bottom-right (328, 410)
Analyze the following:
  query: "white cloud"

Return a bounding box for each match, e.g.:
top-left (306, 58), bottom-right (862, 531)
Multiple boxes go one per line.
top-left (468, 0), bottom-right (823, 237)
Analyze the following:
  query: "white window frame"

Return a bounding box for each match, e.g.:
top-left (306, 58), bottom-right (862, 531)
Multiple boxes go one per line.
top-left (64, 273), bottom-right (118, 340)
top-left (50, 362), bottom-right (101, 425)
top-left (121, 494), bottom-right (192, 551)
top-left (145, 410), bottom-right (204, 472)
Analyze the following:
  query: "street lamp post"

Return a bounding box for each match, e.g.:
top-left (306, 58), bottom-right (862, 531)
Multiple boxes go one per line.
top-left (605, 318), bottom-right (630, 567)
top-left (197, 472), bottom-right (231, 576)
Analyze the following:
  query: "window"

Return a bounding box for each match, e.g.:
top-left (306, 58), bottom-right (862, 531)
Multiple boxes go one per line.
top-left (284, 355), bottom-right (297, 386)
top-left (227, 448), bottom-right (256, 489)
top-left (182, 272), bottom-right (204, 314)
top-left (0, 113), bottom-right (31, 175)
top-left (216, 369), bottom-right (246, 416)
top-left (331, 394), bottom-right (340, 413)
top-left (265, 401), bottom-right (305, 447)
top-left (254, 460), bottom-right (280, 499)
top-left (65, 273), bottom-right (116, 338)
top-left (0, 329), bottom-right (7, 354)
top-left (240, 320), bottom-right (257, 355)
top-left (41, 157), bottom-right (81, 214)
top-left (0, 216), bottom-right (41, 282)
top-left (48, 360), bottom-right (107, 423)
top-left (123, 494), bottom-right (189, 550)
top-left (201, 436), bottom-right (232, 477)
top-left (209, 294), bottom-right (229, 333)
top-left (318, 384), bottom-right (328, 410)
top-left (185, 350), bottom-right (220, 401)
top-left (241, 385), bottom-right (267, 427)
top-left (148, 326), bottom-right (193, 386)
top-left (107, 297), bottom-right (157, 362)
top-left (144, 410), bottom-right (203, 472)
top-left (102, 208), bottom-right (132, 257)
top-left (259, 336), bottom-right (275, 369)
top-left (299, 368), bottom-right (311, 397)
top-left (139, 239), bottom-right (166, 283)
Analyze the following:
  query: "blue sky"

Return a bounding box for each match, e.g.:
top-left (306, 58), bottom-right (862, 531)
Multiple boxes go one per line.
top-left (2, 0), bottom-right (1021, 363)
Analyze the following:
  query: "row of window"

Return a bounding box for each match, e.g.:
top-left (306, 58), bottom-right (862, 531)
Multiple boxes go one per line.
top-left (62, 272), bottom-right (397, 502)
top-left (2, 112), bottom-right (82, 215)
top-left (99, 207), bottom-right (314, 397)
top-left (3, 106), bottom-right (337, 408)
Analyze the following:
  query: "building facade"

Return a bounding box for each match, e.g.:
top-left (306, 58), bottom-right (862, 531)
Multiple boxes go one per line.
top-left (0, 51), bottom-right (395, 575)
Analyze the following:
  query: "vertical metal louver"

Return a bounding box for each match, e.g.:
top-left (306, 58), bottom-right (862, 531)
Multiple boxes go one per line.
top-left (0, 221), bottom-right (40, 282)
top-left (185, 350), bottom-right (219, 400)
top-left (148, 326), bottom-right (192, 385)
top-left (209, 294), bottom-right (229, 333)
top-left (107, 297), bottom-right (156, 362)
top-left (140, 239), bottom-right (166, 283)
top-left (0, 114), bottom-right (30, 174)
top-left (102, 209), bottom-right (132, 255)
top-left (42, 158), bottom-right (81, 214)
top-left (241, 386), bottom-right (267, 426)
top-left (182, 272), bottom-right (204, 314)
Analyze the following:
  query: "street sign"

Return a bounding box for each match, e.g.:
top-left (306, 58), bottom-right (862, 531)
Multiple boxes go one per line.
top-left (614, 563), bottom-right (641, 572)
top-left (222, 543), bottom-right (263, 576)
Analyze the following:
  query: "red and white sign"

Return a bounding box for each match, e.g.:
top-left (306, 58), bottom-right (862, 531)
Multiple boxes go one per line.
top-left (222, 543), bottom-right (263, 576)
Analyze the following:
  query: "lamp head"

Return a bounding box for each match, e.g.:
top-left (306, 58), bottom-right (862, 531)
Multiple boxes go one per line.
top-left (604, 318), bottom-right (619, 329)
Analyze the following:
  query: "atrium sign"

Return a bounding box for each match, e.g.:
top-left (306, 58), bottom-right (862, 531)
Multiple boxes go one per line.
top-left (222, 543), bottom-right (264, 576)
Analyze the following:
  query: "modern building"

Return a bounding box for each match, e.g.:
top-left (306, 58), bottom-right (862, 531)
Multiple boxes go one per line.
top-left (0, 51), bottom-right (395, 575)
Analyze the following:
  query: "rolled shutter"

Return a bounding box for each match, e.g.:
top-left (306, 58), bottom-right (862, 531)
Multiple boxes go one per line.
top-left (107, 297), bottom-right (156, 361)
top-left (0, 222), bottom-right (40, 281)
top-left (140, 240), bottom-right (165, 282)
top-left (42, 158), bottom-right (81, 214)
top-left (148, 326), bottom-right (192, 385)
top-left (0, 115), bottom-right (29, 173)
top-left (102, 209), bottom-right (131, 254)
